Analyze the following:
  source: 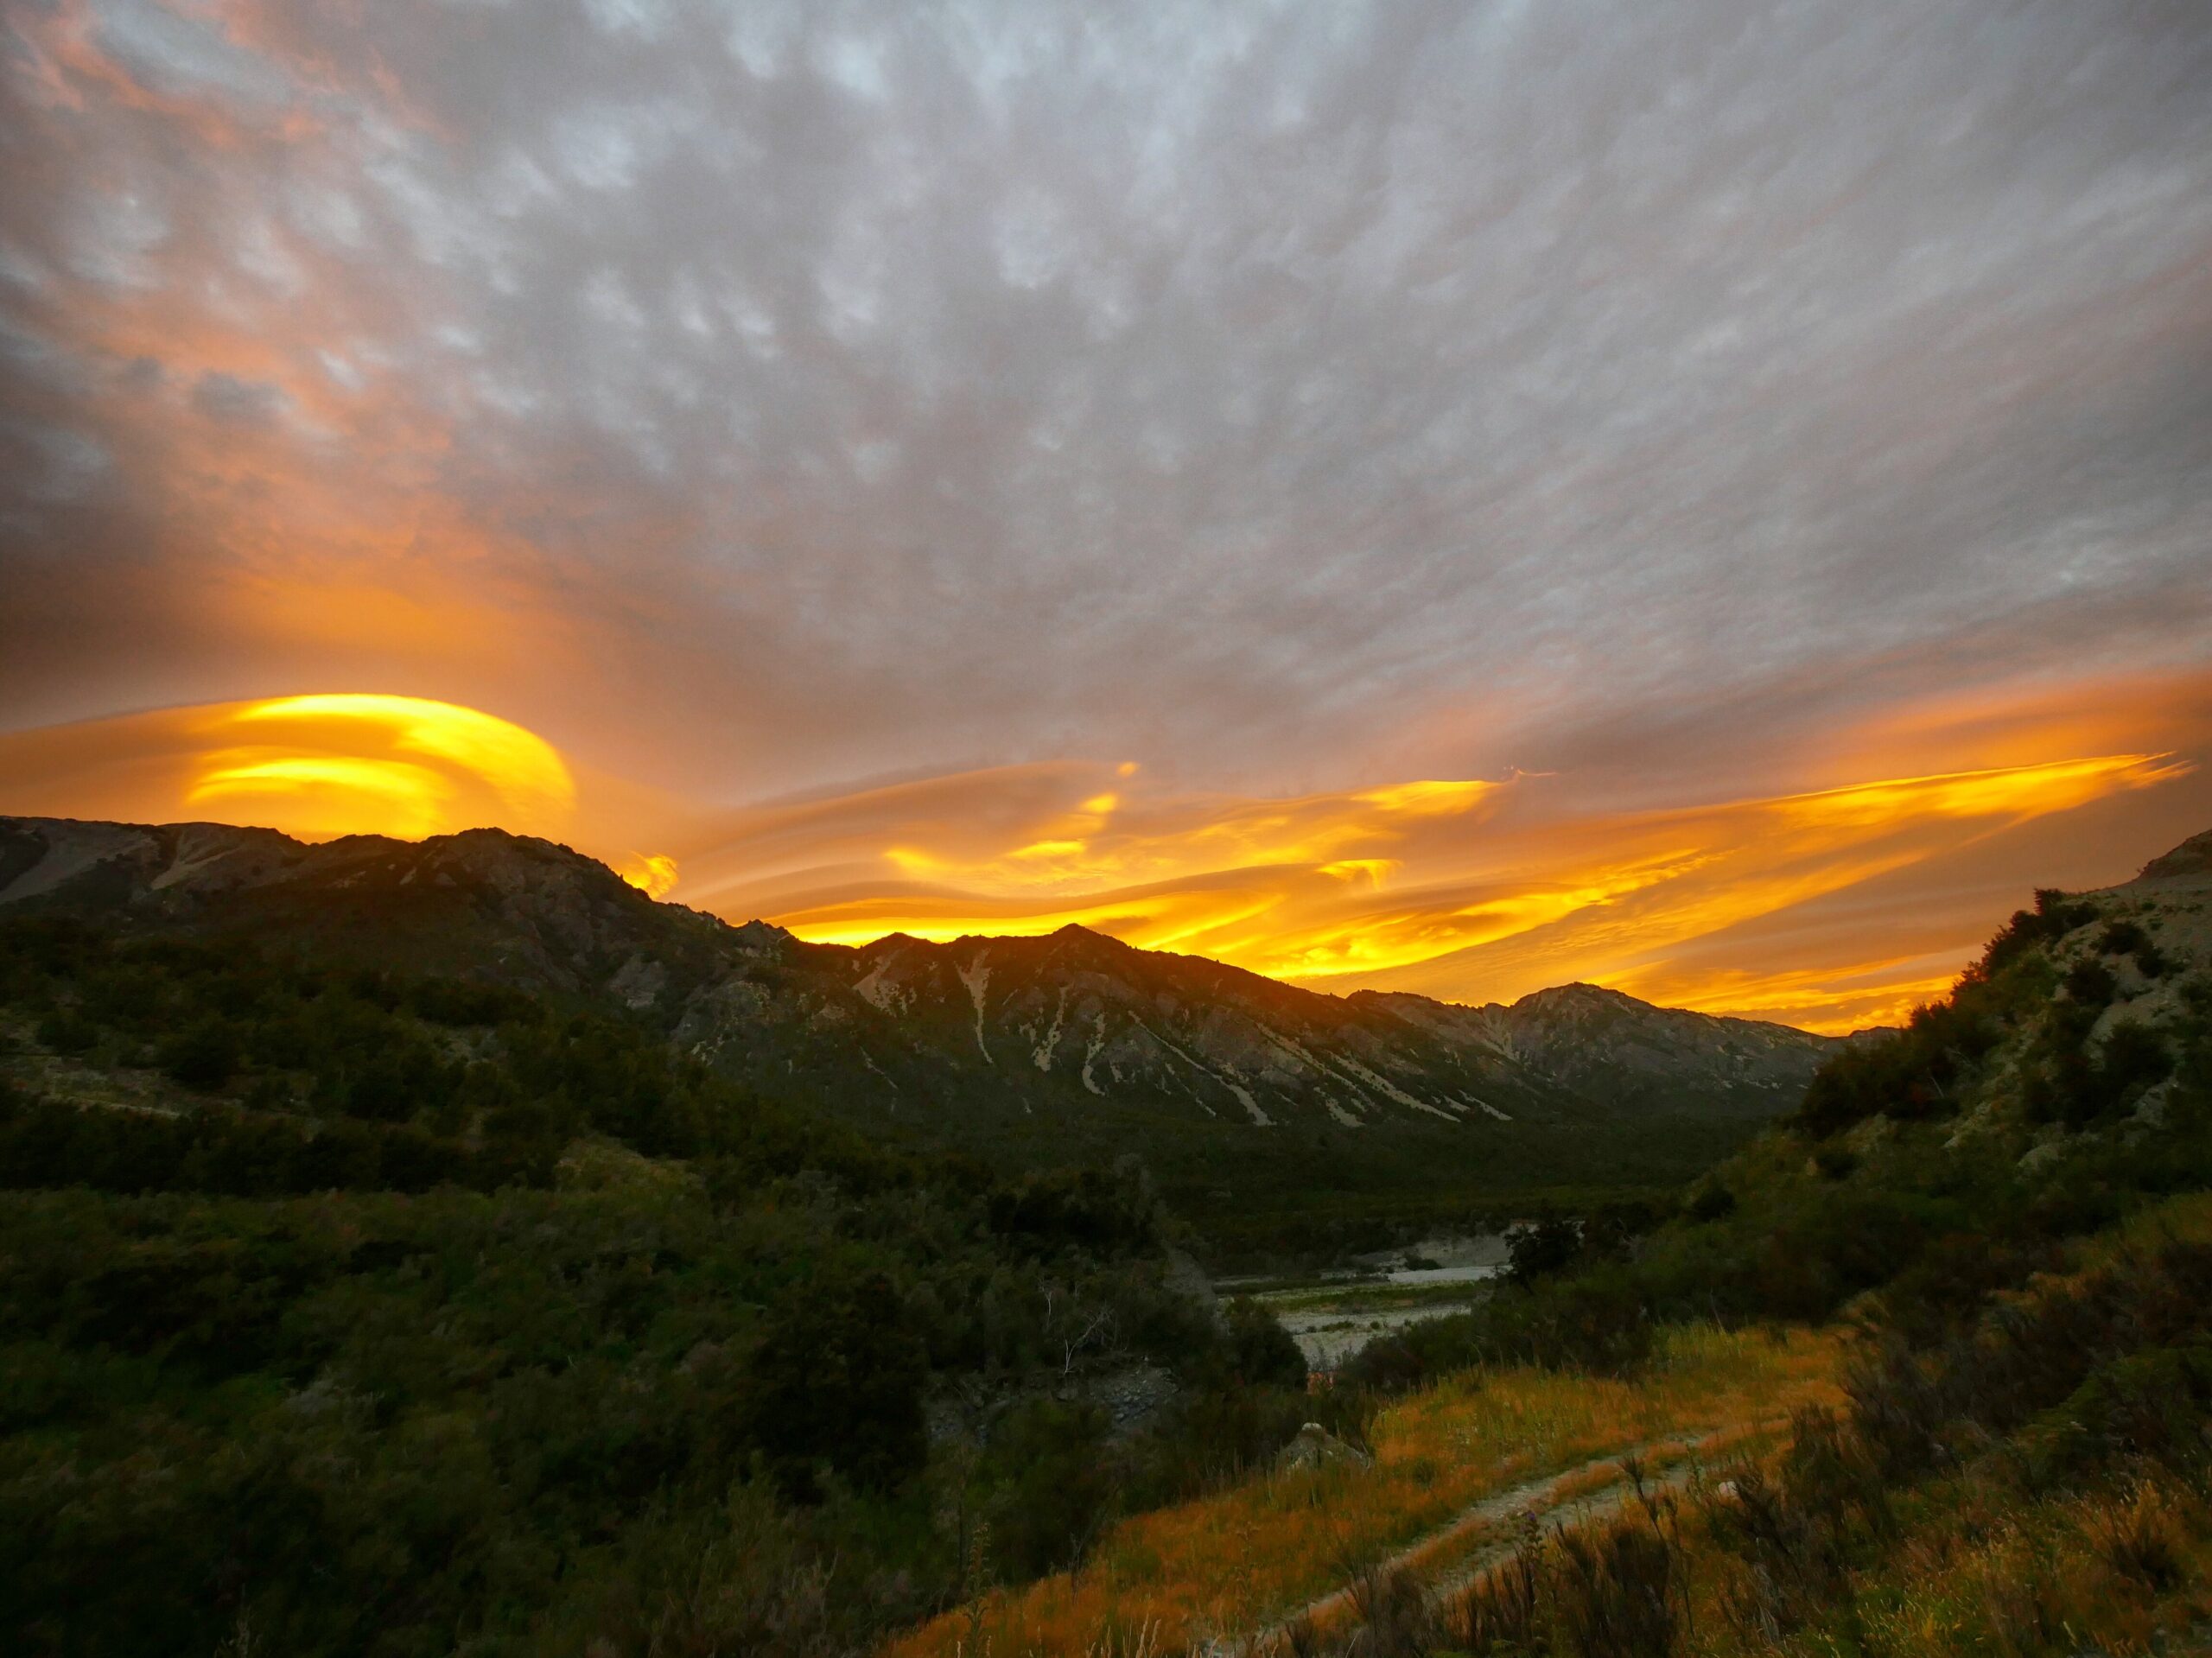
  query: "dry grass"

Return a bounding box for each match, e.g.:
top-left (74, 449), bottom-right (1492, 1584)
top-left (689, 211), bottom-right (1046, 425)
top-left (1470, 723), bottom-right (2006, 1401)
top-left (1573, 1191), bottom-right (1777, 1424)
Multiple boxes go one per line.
top-left (1675, 1467), bottom-right (2212, 1657)
top-left (882, 1323), bottom-right (1846, 1657)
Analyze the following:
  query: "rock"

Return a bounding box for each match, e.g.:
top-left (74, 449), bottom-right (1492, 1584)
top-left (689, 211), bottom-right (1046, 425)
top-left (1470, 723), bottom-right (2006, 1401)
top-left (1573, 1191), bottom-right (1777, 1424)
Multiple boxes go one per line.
top-left (1276, 1421), bottom-right (1371, 1472)
top-left (1086, 1363), bottom-right (1180, 1437)
top-left (2017, 1131), bottom-right (2070, 1173)
top-left (2132, 1079), bottom-right (2174, 1127)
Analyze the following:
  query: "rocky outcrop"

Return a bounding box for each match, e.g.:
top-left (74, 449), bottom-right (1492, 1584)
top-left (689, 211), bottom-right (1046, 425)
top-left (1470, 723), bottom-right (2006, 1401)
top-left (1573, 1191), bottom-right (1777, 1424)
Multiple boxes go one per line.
top-left (1277, 1422), bottom-right (1372, 1471)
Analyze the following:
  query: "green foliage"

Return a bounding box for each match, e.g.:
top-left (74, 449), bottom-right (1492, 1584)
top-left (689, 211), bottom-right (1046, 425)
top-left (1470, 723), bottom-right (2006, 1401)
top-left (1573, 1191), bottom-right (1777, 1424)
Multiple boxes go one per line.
top-left (156, 1017), bottom-right (242, 1089)
top-left (2063, 955), bottom-right (2117, 1006)
top-left (741, 1271), bottom-right (930, 1502)
top-left (1794, 968), bottom-right (2031, 1138)
top-left (976, 1398), bottom-right (1114, 1579)
top-left (1506, 1214), bottom-right (1585, 1284)
top-left (2096, 917), bottom-right (2171, 977)
top-left (0, 917), bottom-right (1323, 1655)
top-left (1684, 1180), bottom-right (1737, 1223)
top-left (0, 1091), bottom-right (538, 1196)
top-left (1979, 888), bottom-right (2099, 977)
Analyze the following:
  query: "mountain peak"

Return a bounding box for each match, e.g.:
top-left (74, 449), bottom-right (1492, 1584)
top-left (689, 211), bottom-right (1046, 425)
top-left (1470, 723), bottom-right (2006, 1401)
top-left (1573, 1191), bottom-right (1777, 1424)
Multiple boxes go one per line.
top-left (1510, 981), bottom-right (1652, 1014)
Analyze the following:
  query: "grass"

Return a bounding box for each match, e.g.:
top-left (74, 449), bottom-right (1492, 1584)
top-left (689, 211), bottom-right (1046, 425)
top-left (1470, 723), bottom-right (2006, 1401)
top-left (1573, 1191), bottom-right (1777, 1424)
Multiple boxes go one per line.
top-left (882, 1323), bottom-right (1847, 1656)
top-left (1716, 1472), bottom-right (2212, 1657)
top-left (1303, 1187), bottom-right (2212, 1658)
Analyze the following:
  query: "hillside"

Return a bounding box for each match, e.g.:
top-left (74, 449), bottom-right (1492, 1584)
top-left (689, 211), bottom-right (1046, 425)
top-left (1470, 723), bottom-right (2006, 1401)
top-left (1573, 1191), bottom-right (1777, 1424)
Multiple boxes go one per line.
top-left (895, 828), bottom-right (2212, 1655)
top-left (0, 909), bottom-right (1346, 1656)
top-left (0, 816), bottom-right (1841, 1248)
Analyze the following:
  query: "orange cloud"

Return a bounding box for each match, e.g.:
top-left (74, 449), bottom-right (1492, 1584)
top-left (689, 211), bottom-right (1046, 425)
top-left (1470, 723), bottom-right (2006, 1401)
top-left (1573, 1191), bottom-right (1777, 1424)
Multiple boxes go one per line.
top-left (617, 852), bottom-right (681, 899)
top-left (2, 677), bottom-right (2205, 1033)
top-left (0, 693), bottom-right (577, 845)
top-left (181, 693), bottom-right (575, 841)
top-left (674, 740), bottom-right (2190, 1032)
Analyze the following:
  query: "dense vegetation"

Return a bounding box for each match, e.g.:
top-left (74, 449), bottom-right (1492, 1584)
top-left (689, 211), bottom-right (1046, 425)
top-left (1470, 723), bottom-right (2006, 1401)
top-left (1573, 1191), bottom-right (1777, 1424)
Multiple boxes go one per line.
top-left (0, 918), bottom-right (1337, 1656)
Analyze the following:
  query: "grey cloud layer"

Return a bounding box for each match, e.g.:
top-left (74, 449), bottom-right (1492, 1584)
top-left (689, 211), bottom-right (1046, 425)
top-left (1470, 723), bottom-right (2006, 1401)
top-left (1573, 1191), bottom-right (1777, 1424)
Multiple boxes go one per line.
top-left (2, 0), bottom-right (2209, 797)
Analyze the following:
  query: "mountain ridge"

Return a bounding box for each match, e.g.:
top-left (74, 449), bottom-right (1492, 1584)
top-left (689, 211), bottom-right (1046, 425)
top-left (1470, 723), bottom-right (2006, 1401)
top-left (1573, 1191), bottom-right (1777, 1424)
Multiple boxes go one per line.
top-left (0, 814), bottom-right (1843, 1230)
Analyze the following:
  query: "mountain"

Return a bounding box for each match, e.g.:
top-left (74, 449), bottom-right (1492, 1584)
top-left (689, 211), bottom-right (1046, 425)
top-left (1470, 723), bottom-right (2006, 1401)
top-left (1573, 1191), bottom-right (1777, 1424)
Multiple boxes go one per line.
top-left (0, 816), bottom-right (1843, 1241)
top-left (1354, 981), bottom-right (1836, 1118)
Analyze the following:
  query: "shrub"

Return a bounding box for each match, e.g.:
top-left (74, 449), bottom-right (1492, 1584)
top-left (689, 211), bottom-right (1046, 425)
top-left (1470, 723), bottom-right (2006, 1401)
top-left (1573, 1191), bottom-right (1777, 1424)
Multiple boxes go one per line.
top-left (1221, 1297), bottom-right (1310, 1388)
top-left (978, 1399), bottom-right (1113, 1579)
top-left (2097, 918), bottom-right (2171, 979)
top-left (159, 1019), bottom-right (241, 1089)
top-left (1506, 1216), bottom-right (1585, 1285)
top-left (33, 1008), bottom-right (95, 1055)
top-left (1551, 1508), bottom-right (1679, 1658)
top-left (741, 1272), bottom-right (929, 1502)
top-left (1684, 1181), bottom-right (1737, 1223)
top-left (2064, 956), bottom-right (2117, 1007)
top-left (1446, 1515), bottom-right (1547, 1653)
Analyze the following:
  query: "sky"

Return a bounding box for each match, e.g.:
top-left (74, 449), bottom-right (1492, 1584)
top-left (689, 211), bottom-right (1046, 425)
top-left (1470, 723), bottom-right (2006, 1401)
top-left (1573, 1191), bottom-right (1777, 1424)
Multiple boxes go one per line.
top-left (2, 0), bottom-right (2210, 1032)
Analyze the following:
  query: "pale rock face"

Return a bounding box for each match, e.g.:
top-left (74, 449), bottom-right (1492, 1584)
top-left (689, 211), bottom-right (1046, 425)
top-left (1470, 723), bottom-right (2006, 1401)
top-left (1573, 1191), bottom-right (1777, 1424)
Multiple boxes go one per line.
top-left (1277, 1422), bottom-right (1371, 1471)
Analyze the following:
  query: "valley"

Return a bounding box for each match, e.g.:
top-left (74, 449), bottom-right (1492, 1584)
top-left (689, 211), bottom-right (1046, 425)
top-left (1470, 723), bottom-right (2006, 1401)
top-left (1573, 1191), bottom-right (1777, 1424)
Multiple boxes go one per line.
top-left (7, 10), bottom-right (2206, 1654)
top-left (4, 819), bottom-right (2211, 1657)
top-left (1224, 1236), bottom-right (1514, 1368)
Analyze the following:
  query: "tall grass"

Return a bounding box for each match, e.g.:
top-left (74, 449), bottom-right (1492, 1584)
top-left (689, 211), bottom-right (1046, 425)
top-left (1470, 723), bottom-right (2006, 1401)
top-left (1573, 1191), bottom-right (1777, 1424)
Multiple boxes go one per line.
top-left (885, 1324), bottom-right (1844, 1656)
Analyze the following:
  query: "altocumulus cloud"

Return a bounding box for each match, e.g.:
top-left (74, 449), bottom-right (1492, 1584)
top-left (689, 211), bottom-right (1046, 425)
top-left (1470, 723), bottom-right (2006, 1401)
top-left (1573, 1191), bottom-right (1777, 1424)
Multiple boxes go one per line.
top-left (1, 0), bottom-right (2210, 1026)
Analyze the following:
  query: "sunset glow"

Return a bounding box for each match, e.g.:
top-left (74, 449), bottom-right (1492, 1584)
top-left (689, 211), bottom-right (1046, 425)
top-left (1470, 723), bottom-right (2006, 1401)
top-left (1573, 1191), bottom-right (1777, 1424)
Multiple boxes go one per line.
top-left (618, 853), bottom-right (682, 899)
top-left (179, 696), bottom-right (576, 844)
top-left (0, 683), bottom-right (2202, 1031)
top-left (11, 8), bottom-right (2212, 1648)
top-left (3, 1), bottom-right (2209, 1039)
top-left (749, 749), bottom-right (2190, 1032)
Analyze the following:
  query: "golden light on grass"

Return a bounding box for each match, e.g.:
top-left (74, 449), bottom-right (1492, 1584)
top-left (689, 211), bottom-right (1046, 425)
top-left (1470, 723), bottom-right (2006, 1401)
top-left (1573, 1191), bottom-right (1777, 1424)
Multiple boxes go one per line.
top-left (881, 1323), bottom-right (1847, 1657)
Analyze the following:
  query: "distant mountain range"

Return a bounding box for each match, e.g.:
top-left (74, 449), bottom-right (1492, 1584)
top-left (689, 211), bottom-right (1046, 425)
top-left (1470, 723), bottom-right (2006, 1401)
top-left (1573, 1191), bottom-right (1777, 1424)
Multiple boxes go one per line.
top-left (0, 816), bottom-right (1847, 1236)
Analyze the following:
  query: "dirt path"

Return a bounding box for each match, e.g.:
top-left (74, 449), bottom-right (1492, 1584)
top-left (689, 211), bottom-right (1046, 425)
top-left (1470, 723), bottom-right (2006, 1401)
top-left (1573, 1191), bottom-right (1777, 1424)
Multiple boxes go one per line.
top-left (1228, 1419), bottom-right (1780, 1654)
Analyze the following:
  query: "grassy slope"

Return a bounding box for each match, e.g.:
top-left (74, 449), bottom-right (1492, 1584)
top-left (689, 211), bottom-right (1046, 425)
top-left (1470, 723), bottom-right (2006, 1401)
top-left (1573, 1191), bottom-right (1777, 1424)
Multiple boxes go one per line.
top-left (881, 1324), bottom-right (1846, 1655)
top-left (1528, 1190), bottom-right (2212, 1658)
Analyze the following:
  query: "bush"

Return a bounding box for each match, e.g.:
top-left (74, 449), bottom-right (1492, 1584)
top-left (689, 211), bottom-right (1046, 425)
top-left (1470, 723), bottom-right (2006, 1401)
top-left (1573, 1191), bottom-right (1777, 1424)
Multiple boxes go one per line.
top-left (741, 1272), bottom-right (929, 1502)
top-left (159, 1019), bottom-right (241, 1089)
top-left (2097, 918), bottom-right (2171, 979)
top-left (1505, 1216), bottom-right (1584, 1285)
top-left (1685, 1181), bottom-right (1737, 1223)
top-left (33, 1009), bottom-right (95, 1055)
top-left (2065, 956), bottom-right (2118, 1007)
top-left (977, 1399), bottom-right (1112, 1578)
top-left (1221, 1297), bottom-right (1310, 1388)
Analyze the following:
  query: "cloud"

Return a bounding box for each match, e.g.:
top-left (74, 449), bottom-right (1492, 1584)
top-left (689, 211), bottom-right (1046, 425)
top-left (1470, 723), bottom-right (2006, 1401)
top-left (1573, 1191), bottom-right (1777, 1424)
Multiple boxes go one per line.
top-left (0, 693), bottom-right (576, 842)
top-left (1, 2), bottom-right (2209, 1022)
top-left (189, 369), bottom-right (287, 427)
top-left (7, 670), bottom-right (2204, 1031)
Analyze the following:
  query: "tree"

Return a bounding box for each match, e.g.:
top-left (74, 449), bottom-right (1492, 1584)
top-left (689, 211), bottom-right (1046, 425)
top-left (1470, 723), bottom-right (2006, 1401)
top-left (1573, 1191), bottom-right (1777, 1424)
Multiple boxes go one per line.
top-left (741, 1272), bottom-right (928, 1501)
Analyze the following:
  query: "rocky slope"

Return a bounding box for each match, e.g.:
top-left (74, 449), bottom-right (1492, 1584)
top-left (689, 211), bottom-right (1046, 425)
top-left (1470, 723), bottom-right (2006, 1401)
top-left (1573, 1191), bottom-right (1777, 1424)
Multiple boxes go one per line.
top-left (1357, 981), bottom-right (1837, 1119)
top-left (1786, 828), bottom-right (2212, 1165)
